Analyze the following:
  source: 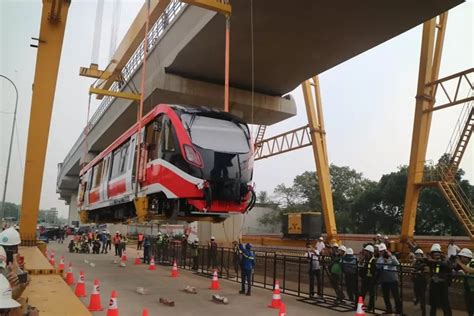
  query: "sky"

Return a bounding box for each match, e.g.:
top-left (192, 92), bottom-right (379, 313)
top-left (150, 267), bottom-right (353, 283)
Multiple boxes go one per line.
top-left (0, 1), bottom-right (473, 219)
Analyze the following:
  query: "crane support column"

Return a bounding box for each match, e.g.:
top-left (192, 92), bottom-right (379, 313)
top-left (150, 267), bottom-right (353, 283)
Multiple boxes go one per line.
top-left (19, 0), bottom-right (70, 242)
top-left (302, 77), bottom-right (338, 242)
top-left (400, 13), bottom-right (447, 244)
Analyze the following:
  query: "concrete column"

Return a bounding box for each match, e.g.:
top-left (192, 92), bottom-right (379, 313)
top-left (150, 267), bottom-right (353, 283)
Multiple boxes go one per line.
top-left (68, 193), bottom-right (79, 226)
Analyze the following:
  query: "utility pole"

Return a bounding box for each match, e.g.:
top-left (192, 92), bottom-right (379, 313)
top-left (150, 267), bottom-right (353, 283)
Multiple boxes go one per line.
top-left (0, 75), bottom-right (19, 225)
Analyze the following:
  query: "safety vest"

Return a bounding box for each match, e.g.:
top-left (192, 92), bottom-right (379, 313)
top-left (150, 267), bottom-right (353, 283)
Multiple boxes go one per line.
top-left (465, 259), bottom-right (474, 292)
top-left (366, 257), bottom-right (375, 277)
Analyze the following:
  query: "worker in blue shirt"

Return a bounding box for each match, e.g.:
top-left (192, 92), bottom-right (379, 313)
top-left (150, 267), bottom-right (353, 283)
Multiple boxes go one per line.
top-left (239, 243), bottom-right (255, 296)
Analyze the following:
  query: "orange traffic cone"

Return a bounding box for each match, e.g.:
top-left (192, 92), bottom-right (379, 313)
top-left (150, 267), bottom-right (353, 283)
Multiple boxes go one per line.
top-left (148, 258), bottom-right (156, 271)
top-left (106, 290), bottom-right (119, 316)
top-left (171, 259), bottom-right (179, 277)
top-left (88, 279), bottom-right (103, 311)
top-left (209, 270), bottom-right (220, 290)
top-left (50, 255), bottom-right (55, 266)
top-left (65, 263), bottom-right (75, 285)
top-left (134, 252), bottom-right (141, 265)
top-left (122, 250), bottom-right (127, 261)
top-left (268, 280), bottom-right (282, 309)
top-left (355, 296), bottom-right (366, 316)
top-left (279, 302), bottom-right (286, 316)
top-left (75, 271), bottom-right (87, 297)
top-left (58, 256), bottom-right (65, 270)
top-left (142, 308), bottom-right (149, 316)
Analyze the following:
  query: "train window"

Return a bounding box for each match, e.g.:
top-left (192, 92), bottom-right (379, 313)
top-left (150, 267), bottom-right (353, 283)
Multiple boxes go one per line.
top-left (119, 142), bottom-right (129, 173)
top-left (93, 161), bottom-right (103, 188)
top-left (163, 119), bottom-right (175, 152)
top-left (145, 116), bottom-right (162, 161)
top-left (111, 149), bottom-right (122, 178)
top-left (110, 140), bottom-right (130, 178)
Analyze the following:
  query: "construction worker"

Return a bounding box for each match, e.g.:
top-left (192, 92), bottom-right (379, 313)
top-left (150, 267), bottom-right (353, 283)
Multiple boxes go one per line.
top-left (329, 244), bottom-right (345, 304)
top-left (208, 237), bottom-right (218, 271)
top-left (119, 233), bottom-right (127, 258)
top-left (376, 243), bottom-right (402, 314)
top-left (190, 239), bottom-right (199, 270)
top-left (155, 232), bottom-right (163, 263)
top-left (316, 236), bottom-right (326, 253)
top-left (359, 244), bottom-right (376, 312)
top-left (427, 243), bottom-right (452, 316)
top-left (455, 248), bottom-right (474, 315)
top-left (142, 236), bottom-right (151, 264)
top-left (0, 274), bottom-right (21, 315)
top-left (342, 247), bottom-right (358, 308)
top-left (0, 231), bottom-right (29, 300)
top-left (100, 232), bottom-right (108, 254)
top-left (137, 232), bottom-right (144, 250)
top-left (412, 248), bottom-right (428, 316)
top-left (238, 243), bottom-right (255, 296)
top-left (113, 232), bottom-right (121, 256)
top-left (306, 242), bottom-right (322, 298)
top-left (162, 234), bottom-right (169, 263)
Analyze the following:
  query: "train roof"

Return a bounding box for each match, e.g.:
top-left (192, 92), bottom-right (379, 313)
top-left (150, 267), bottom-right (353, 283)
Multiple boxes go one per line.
top-left (170, 104), bottom-right (247, 125)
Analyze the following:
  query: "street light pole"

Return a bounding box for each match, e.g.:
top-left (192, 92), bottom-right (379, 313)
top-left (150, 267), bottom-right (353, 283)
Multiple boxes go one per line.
top-left (0, 75), bottom-right (19, 224)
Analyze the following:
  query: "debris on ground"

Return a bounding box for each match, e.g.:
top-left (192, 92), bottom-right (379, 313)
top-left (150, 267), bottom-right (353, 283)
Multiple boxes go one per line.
top-left (212, 294), bottom-right (229, 304)
top-left (159, 297), bottom-right (175, 307)
top-left (136, 287), bottom-right (148, 295)
top-left (182, 285), bottom-right (197, 294)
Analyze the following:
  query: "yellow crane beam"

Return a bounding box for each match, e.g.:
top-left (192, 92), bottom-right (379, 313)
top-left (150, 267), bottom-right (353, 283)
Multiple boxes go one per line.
top-left (302, 77), bottom-right (338, 243)
top-left (19, 0), bottom-right (70, 242)
top-left (400, 13), bottom-right (448, 246)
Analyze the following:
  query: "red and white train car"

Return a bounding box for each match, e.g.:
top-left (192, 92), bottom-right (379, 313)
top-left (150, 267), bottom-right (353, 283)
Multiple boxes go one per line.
top-left (77, 104), bottom-right (255, 223)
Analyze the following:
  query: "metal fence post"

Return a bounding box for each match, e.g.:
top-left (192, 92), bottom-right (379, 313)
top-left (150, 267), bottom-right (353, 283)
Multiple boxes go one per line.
top-left (264, 251), bottom-right (268, 289)
top-left (220, 247), bottom-right (224, 276)
top-left (297, 256), bottom-right (301, 297)
top-left (283, 255), bottom-right (286, 293)
top-left (273, 253), bottom-right (277, 290)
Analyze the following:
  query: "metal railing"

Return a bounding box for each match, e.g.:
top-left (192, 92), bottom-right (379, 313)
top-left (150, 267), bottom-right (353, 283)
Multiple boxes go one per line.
top-left (445, 97), bottom-right (473, 162)
top-left (58, 0), bottom-right (187, 183)
top-left (138, 242), bottom-right (469, 313)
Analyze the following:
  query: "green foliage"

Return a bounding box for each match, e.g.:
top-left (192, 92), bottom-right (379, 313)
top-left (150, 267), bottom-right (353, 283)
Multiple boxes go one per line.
top-left (267, 159), bottom-right (474, 236)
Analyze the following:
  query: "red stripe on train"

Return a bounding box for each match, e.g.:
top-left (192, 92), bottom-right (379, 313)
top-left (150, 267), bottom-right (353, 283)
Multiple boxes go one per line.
top-left (88, 190), bottom-right (100, 204)
top-left (143, 163), bottom-right (202, 198)
top-left (108, 179), bottom-right (127, 197)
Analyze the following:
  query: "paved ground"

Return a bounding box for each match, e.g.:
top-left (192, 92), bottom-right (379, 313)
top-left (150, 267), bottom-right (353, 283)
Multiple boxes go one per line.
top-left (47, 241), bottom-right (468, 316)
top-left (48, 241), bottom-right (353, 316)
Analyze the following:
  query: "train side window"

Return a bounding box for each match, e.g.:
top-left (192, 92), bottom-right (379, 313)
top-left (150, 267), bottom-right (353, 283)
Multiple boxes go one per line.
top-left (111, 149), bottom-right (121, 179)
top-left (146, 116), bottom-right (163, 161)
top-left (93, 161), bottom-right (103, 188)
top-left (163, 118), bottom-right (175, 152)
top-left (119, 142), bottom-right (129, 174)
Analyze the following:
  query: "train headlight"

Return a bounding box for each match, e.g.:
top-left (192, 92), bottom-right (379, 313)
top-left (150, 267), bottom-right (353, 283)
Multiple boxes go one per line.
top-left (183, 144), bottom-right (203, 168)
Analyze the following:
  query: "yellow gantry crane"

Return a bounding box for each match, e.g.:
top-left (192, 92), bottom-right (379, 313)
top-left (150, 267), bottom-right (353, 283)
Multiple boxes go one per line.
top-left (19, 0), bottom-right (70, 242)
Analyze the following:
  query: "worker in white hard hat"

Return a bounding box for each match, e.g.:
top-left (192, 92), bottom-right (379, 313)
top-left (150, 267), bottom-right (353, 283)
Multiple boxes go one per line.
top-left (412, 248), bottom-right (428, 316)
top-left (191, 239), bottom-right (200, 271)
top-left (0, 228), bottom-right (21, 265)
top-left (0, 245), bottom-right (28, 301)
top-left (316, 236), bottom-right (325, 253)
top-left (427, 243), bottom-right (452, 315)
top-left (360, 244), bottom-right (376, 312)
top-left (328, 244), bottom-right (345, 304)
top-left (455, 248), bottom-right (474, 315)
top-left (208, 237), bottom-right (218, 270)
top-left (0, 274), bottom-right (21, 315)
top-left (376, 243), bottom-right (401, 314)
top-left (341, 247), bottom-right (358, 308)
top-left (305, 242), bottom-right (321, 298)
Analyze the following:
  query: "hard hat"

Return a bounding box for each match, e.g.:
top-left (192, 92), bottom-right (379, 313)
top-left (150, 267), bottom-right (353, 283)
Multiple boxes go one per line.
top-left (0, 227), bottom-right (21, 246)
top-left (364, 245), bottom-right (374, 253)
top-left (116, 231), bottom-right (120, 234)
top-left (458, 248), bottom-right (473, 259)
top-left (0, 247), bottom-right (6, 269)
top-left (318, 237), bottom-right (324, 241)
top-left (415, 249), bottom-right (424, 255)
top-left (211, 236), bottom-right (215, 240)
top-left (331, 242), bottom-right (339, 248)
top-left (378, 243), bottom-right (387, 251)
top-left (339, 245), bottom-right (347, 252)
top-left (384, 236), bottom-right (389, 239)
top-left (346, 248), bottom-right (354, 255)
top-left (0, 274), bottom-right (20, 309)
top-left (376, 233), bottom-right (381, 237)
top-left (430, 243), bottom-right (441, 253)
top-left (194, 238), bottom-right (199, 243)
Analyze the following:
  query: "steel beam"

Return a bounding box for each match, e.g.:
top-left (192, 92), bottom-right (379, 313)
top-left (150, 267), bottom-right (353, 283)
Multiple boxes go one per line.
top-left (89, 87), bottom-right (141, 101)
top-left (254, 125), bottom-right (312, 160)
top-left (400, 13), bottom-right (448, 244)
top-left (302, 76), bottom-right (338, 242)
top-left (181, 0), bottom-right (231, 16)
top-left (19, 0), bottom-right (70, 242)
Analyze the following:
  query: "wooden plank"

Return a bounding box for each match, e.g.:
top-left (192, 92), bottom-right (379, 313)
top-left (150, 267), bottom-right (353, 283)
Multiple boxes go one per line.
top-left (21, 275), bottom-right (91, 316)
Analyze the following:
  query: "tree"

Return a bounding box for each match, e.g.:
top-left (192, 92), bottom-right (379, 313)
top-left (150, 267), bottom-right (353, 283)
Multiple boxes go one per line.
top-left (257, 191), bottom-right (270, 204)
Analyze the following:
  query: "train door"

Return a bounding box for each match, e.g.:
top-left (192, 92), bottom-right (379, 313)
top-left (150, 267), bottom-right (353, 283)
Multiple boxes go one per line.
top-left (128, 135), bottom-right (137, 192)
top-left (100, 155), bottom-right (111, 200)
top-left (85, 169), bottom-right (93, 207)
